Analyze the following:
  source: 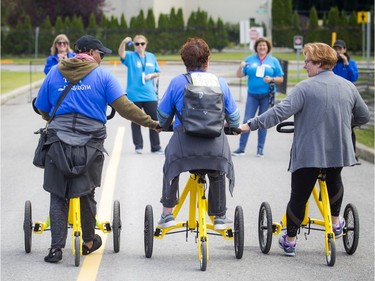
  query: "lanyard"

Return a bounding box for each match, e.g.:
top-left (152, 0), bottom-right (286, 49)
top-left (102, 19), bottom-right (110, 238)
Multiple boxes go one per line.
top-left (258, 55), bottom-right (267, 65)
top-left (136, 52), bottom-right (147, 72)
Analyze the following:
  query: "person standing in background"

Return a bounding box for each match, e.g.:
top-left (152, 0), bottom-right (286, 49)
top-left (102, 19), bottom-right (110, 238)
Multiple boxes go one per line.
top-left (332, 39), bottom-right (360, 164)
top-left (118, 35), bottom-right (163, 154)
top-left (232, 37), bottom-right (284, 157)
top-left (44, 34), bottom-right (75, 75)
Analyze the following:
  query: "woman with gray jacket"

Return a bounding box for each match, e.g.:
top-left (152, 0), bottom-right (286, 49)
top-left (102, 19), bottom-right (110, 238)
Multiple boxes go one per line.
top-left (240, 42), bottom-right (370, 256)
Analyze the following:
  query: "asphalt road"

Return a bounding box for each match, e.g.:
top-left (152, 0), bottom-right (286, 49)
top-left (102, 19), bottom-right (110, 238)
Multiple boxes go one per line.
top-left (1, 62), bottom-right (374, 280)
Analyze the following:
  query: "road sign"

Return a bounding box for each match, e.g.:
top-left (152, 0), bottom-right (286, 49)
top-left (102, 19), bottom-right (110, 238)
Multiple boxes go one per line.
top-left (293, 35), bottom-right (303, 50)
top-left (357, 11), bottom-right (370, 24)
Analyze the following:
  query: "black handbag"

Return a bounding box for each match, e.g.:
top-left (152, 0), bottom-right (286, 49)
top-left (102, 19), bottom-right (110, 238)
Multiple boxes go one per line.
top-left (33, 83), bottom-right (73, 168)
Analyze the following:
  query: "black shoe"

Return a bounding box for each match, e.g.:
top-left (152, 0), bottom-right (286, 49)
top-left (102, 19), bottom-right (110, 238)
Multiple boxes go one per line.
top-left (44, 248), bottom-right (62, 263)
top-left (355, 156), bottom-right (361, 165)
top-left (82, 234), bottom-right (102, 255)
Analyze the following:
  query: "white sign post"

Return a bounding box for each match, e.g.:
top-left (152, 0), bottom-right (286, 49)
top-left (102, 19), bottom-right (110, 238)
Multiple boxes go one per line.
top-left (249, 27), bottom-right (264, 52)
top-left (293, 35), bottom-right (303, 81)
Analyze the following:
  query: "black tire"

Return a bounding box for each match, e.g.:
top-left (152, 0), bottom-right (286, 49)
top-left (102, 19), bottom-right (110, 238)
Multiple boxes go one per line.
top-left (23, 200), bottom-right (32, 253)
top-left (326, 238), bottom-right (336, 267)
top-left (74, 234), bottom-right (80, 267)
top-left (112, 200), bottom-right (121, 253)
top-left (343, 203), bottom-right (359, 255)
top-left (258, 202), bottom-right (273, 254)
top-left (234, 205), bottom-right (244, 259)
top-left (144, 205), bottom-right (154, 258)
top-left (200, 241), bottom-right (207, 271)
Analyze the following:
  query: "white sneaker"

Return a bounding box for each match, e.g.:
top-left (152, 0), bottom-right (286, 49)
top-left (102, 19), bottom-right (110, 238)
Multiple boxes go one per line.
top-left (214, 215), bottom-right (233, 230)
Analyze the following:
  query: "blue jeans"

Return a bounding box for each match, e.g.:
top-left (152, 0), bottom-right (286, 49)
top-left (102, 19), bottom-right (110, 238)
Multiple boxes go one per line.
top-left (238, 93), bottom-right (270, 152)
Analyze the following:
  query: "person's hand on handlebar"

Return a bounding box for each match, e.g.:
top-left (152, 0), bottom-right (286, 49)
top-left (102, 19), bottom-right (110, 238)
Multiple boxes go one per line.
top-left (235, 123), bottom-right (250, 134)
top-left (153, 122), bottom-right (163, 133)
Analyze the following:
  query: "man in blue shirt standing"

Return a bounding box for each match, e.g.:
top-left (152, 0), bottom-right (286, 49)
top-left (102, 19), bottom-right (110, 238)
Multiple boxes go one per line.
top-left (332, 39), bottom-right (360, 164)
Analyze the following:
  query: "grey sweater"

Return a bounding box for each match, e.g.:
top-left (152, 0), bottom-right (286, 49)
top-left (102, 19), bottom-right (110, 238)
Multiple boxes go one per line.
top-left (249, 70), bottom-right (370, 172)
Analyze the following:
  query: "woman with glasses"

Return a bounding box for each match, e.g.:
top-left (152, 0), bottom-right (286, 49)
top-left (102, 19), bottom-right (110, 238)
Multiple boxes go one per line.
top-left (118, 35), bottom-right (163, 154)
top-left (44, 34), bottom-right (76, 75)
top-left (239, 42), bottom-right (370, 256)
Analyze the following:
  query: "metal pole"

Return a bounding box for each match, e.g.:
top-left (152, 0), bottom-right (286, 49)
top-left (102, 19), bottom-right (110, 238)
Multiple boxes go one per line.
top-left (35, 27), bottom-right (39, 59)
top-left (296, 49), bottom-right (300, 81)
top-left (366, 21), bottom-right (371, 90)
top-left (29, 61), bottom-right (32, 103)
top-left (362, 23), bottom-right (365, 61)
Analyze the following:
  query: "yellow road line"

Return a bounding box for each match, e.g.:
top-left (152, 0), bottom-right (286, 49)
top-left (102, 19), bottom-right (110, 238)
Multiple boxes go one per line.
top-left (77, 127), bottom-right (125, 281)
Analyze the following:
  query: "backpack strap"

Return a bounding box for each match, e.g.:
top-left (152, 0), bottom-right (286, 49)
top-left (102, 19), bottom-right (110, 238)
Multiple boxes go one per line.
top-left (183, 73), bottom-right (193, 84)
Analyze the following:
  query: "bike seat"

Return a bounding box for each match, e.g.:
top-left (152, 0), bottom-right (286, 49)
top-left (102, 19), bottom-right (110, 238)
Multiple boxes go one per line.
top-left (189, 169), bottom-right (215, 176)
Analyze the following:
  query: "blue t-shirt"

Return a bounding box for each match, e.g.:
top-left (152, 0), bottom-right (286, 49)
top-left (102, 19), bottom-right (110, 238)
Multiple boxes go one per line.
top-left (242, 54), bottom-right (284, 94)
top-left (158, 71), bottom-right (240, 128)
top-left (35, 66), bottom-right (124, 124)
top-left (120, 51), bottom-right (160, 102)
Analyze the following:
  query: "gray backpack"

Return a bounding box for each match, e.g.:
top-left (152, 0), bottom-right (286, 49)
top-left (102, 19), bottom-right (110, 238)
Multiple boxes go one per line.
top-left (176, 72), bottom-right (225, 138)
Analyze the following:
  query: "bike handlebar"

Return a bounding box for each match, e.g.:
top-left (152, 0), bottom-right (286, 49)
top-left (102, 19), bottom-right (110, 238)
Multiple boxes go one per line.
top-left (157, 125), bottom-right (241, 135)
top-left (32, 97), bottom-right (116, 120)
top-left (276, 121), bottom-right (294, 133)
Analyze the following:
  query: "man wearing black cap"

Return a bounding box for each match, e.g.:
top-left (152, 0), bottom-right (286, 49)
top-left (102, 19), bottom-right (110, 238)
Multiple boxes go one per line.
top-left (34, 34), bottom-right (160, 263)
top-left (332, 39), bottom-right (360, 164)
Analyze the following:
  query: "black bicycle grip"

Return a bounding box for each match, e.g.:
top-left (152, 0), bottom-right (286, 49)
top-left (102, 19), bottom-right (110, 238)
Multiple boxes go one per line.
top-left (276, 121), bottom-right (294, 133)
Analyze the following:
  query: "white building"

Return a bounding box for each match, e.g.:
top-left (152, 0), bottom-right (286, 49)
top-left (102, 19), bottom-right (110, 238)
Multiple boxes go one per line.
top-left (104, 0), bottom-right (272, 34)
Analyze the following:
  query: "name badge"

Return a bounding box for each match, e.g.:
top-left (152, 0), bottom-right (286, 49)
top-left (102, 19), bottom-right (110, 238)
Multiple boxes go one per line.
top-left (256, 65), bottom-right (265, 78)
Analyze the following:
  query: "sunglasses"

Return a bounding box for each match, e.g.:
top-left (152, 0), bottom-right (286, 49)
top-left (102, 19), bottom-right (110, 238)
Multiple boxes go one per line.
top-left (134, 42), bottom-right (146, 46)
top-left (57, 41), bottom-right (67, 46)
top-left (96, 50), bottom-right (105, 59)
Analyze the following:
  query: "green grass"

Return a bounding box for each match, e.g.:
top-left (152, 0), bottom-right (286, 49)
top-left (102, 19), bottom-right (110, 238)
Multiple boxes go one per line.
top-left (1, 70), bottom-right (45, 94)
top-left (355, 127), bottom-right (374, 148)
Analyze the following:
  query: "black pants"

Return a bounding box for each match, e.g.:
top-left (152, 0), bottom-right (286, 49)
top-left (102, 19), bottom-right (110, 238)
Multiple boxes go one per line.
top-left (286, 167), bottom-right (344, 237)
top-left (49, 189), bottom-right (97, 249)
top-left (162, 171), bottom-right (227, 217)
top-left (131, 101), bottom-right (161, 152)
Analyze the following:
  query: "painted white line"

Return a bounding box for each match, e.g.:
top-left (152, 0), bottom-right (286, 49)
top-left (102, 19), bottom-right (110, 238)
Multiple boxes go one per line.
top-left (77, 126), bottom-right (125, 281)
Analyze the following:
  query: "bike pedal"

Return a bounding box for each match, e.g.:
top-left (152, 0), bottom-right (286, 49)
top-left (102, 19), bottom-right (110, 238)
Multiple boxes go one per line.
top-left (33, 221), bottom-right (47, 233)
top-left (98, 222), bottom-right (111, 233)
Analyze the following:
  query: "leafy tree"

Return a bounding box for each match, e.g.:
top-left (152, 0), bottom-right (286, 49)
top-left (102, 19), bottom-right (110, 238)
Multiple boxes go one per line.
top-left (2, 0), bottom-right (106, 28)
top-left (146, 9), bottom-right (156, 29)
top-left (327, 6), bottom-right (340, 27)
top-left (55, 16), bottom-right (65, 35)
top-left (119, 14), bottom-right (128, 29)
top-left (39, 16), bottom-right (54, 56)
top-left (87, 13), bottom-right (98, 36)
top-left (213, 17), bottom-right (229, 52)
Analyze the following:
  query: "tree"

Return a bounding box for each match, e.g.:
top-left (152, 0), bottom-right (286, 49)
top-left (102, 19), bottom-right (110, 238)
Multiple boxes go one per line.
top-left (1, 0), bottom-right (106, 28)
top-left (39, 16), bottom-right (54, 56)
top-left (213, 18), bottom-right (229, 52)
top-left (87, 13), bottom-right (98, 36)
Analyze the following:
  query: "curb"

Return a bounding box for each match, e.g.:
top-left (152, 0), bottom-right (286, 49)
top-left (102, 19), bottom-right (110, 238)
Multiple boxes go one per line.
top-left (1, 79), bottom-right (44, 105)
top-left (356, 142), bottom-right (374, 164)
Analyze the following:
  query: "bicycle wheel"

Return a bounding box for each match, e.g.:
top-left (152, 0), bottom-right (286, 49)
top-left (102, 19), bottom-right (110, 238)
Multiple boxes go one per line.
top-left (74, 233), bottom-right (80, 267)
top-left (144, 204), bottom-right (154, 258)
top-left (258, 202), bottom-right (273, 254)
top-left (199, 241), bottom-right (207, 271)
top-left (326, 237), bottom-right (336, 266)
top-left (112, 200), bottom-right (121, 253)
top-left (343, 203), bottom-right (359, 255)
top-left (234, 205), bottom-right (244, 259)
top-left (23, 200), bottom-right (32, 253)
